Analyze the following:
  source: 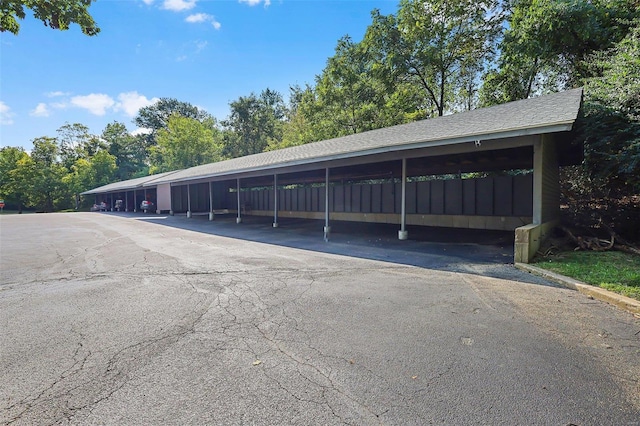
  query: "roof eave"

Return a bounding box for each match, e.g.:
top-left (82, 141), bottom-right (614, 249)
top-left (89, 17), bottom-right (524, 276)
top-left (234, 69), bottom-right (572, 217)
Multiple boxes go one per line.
top-left (147, 121), bottom-right (574, 186)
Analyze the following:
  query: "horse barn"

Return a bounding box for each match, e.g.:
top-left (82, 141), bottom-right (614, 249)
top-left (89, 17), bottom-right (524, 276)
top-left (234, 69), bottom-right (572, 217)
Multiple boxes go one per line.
top-left (82, 88), bottom-right (584, 263)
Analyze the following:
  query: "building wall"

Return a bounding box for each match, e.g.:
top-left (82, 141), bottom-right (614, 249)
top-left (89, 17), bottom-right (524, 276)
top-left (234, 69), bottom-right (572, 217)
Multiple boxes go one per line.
top-left (533, 135), bottom-right (560, 224)
top-left (157, 183), bottom-right (172, 213)
top-left (236, 174), bottom-right (533, 219)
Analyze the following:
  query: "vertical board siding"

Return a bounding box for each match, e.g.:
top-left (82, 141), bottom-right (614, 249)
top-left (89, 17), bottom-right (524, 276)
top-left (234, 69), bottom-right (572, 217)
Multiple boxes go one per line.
top-left (361, 185), bottom-right (372, 213)
top-left (417, 181), bottom-right (430, 213)
top-left (444, 179), bottom-right (463, 215)
top-left (394, 183), bottom-right (402, 214)
top-left (351, 185), bottom-right (361, 212)
top-left (234, 175), bottom-right (533, 218)
top-left (334, 185), bottom-right (344, 212)
top-left (371, 184), bottom-right (382, 213)
top-left (406, 182), bottom-right (417, 214)
top-left (462, 179), bottom-right (476, 215)
top-left (493, 176), bottom-right (513, 216)
top-left (476, 178), bottom-right (494, 215)
top-left (541, 139), bottom-right (560, 223)
top-left (430, 180), bottom-right (444, 214)
top-left (382, 183), bottom-right (395, 213)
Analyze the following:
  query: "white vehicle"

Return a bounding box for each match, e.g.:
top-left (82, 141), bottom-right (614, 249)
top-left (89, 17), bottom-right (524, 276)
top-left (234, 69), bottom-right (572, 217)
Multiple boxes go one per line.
top-left (140, 200), bottom-right (154, 211)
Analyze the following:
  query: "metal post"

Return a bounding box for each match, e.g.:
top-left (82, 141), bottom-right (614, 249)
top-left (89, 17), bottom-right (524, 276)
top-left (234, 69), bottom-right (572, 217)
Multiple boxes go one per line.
top-left (273, 174), bottom-right (279, 228)
top-left (324, 168), bottom-right (330, 241)
top-left (125, 191), bottom-right (129, 212)
top-left (110, 193), bottom-right (113, 212)
top-left (187, 184), bottom-right (192, 218)
top-left (134, 191), bottom-right (138, 213)
top-left (399, 158), bottom-right (408, 240)
top-left (208, 181), bottom-right (214, 221)
top-left (236, 178), bottom-right (242, 224)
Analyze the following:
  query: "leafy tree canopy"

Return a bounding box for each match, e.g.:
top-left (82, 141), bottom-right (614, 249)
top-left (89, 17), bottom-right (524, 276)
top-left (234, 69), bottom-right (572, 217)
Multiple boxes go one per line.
top-left (151, 115), bottom-right (223, 173)
top-left (222, 89), bottom-right (286, 158)
top-left (0, 0), bottom-right (100, 36)
top-left (576, 21), bottom-right (640, 193)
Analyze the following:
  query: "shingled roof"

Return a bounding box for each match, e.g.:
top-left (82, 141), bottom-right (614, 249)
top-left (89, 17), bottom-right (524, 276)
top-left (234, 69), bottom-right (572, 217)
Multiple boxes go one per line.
top-left (146, 88), bottom-right (582, 186)
top-left (80, 170), bottom-right (181, 195)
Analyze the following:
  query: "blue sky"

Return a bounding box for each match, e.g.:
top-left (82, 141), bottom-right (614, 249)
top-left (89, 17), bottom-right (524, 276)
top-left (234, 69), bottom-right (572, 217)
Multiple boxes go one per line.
top-left (1, 0), bottom-right (399, 151)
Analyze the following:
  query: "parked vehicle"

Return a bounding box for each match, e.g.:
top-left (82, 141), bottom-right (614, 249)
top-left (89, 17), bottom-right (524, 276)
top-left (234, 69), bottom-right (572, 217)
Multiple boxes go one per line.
top-left (140, 200), bottom-right (154, 211)
top-left (91, 202), bottom-right (108, 212)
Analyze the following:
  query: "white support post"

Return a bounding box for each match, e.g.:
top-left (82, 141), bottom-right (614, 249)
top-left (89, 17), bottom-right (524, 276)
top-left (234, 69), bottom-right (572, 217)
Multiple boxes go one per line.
top-left (133, 191), bottom-right (138, 213)
top-left (273, 174), bottom-right (279, 228)
top-left (236, 178), bottom-right (242, 224)
top-left (186, 184), bottom-right (192, 218)
top-left (169, 187), bottom-right (174, 215)
top-left (110, 193), bottom-right (114, 212)
top-left (125, 191), bottom-right (129, 212)
top-left (208, 181), bottom-right (214, 221)
top-left (399, 158), bottom-right (408, 240)
top-left (324, 168), bottom-right (331, 241)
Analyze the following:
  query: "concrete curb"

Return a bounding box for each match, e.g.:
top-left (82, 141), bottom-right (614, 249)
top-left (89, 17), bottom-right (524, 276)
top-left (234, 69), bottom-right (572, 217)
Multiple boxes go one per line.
top-left (515, 263), bottom-right (640, 317)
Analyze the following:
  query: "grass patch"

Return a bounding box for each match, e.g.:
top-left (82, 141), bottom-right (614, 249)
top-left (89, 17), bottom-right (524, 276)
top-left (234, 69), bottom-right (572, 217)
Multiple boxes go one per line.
top-left (534, 251), bottom-right (640, 300)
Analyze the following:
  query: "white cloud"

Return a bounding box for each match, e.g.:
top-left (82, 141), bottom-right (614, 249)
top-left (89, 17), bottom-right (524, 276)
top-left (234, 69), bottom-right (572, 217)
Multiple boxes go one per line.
top-left (0, 101), bottom-right (15, 125)
top-left (176, 55), bottom-right (188, 62)
top-left (45, 91), bottom-right (70, 98)
top-left (185, 13), bottom-right (207, 23)
top-left (70, 93), bottom-right (115, 116)
top-left (116, 91), bottom-right (159, 117)
top-left (195, 40), bottom-right (208, 52)
top-left (30, 103), bottom-right (50, 117)
top-left (131, 127), bottom-right (153, 136)
top-left (239, 0), bottom-right (271, 6)
top-left (162, 0), bottom-right (196, 11)
top-left (141, 0), bottom-right (155, 5)
top-left (186, 13), bottom-right (221, 29)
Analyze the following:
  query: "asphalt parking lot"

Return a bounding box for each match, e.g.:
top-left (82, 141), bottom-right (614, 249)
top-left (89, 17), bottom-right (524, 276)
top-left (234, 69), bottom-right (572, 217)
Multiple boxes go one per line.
top-left (1, 212), bottom-right (639, 425)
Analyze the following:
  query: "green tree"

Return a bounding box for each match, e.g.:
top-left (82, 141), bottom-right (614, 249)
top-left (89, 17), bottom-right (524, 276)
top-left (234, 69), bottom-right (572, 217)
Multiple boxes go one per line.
top-left (366, 0), bottom-right (500, 117)
top-left (576, 22), bottom-right (640, 193)
top-left (29, 137), bottom-right (69, 212)
top-left (0, 0), bottom-right (100, 36)
top-left (151, 115), bottom-right (223, 173)
top-left (479, 0), bottom-right (639, 105)
top-left (102, 121), bottom-right (147, 180)
top-left (134, 98), bottom-right (210, 151)
top-left (222, 89), bottom-right (286, 158)
top-left (301, 36), bottom-right (423, 141)
top-left (56, 122), bottom-right (102, 170)
top-left (0, 146), bottom-right (31, 211)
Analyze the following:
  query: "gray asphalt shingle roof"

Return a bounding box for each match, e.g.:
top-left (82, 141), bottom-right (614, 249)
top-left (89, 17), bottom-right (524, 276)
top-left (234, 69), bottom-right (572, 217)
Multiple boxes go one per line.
top-left (146, 88), bottom-right (582, 186)
top-left (82, 89), bottom-right (583, 194)
top-left (80, 170), bottom-right (181, 195)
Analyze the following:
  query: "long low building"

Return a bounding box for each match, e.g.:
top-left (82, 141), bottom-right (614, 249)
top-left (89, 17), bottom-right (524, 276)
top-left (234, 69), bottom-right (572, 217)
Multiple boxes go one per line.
top-left (82, 88), bottom-right (584, 263)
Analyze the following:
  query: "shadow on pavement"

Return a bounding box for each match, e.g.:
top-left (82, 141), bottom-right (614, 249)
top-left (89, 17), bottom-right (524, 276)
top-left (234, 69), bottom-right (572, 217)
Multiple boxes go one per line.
top-left (118, 212), bottom-right (555, 287)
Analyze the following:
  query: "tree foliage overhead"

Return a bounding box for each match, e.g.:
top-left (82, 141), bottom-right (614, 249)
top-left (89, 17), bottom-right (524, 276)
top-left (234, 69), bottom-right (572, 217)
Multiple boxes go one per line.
top-left (134, 98), bottom-right (210, 150)
top-left (0, 0), bottom-right (100, 36)
top-left (480, 0), bottom-right (639, 105)
top-left (576, 22), bottom-right (640, 193)
top-left (102, 122), bottom-right (148, 181)
top-left (365, 0), bottom-right (501, 117)
top-left (222, 88), bottom-right (286, 158)
top-left (151, 115), bottom-right (223, 173)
